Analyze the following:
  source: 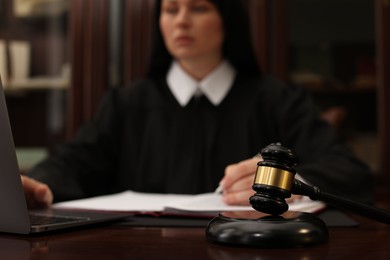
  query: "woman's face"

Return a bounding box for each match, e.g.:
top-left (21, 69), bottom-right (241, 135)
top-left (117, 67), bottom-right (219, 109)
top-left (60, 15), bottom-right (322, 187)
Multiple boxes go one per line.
top-left (160, 0), bottom-right (224, 63)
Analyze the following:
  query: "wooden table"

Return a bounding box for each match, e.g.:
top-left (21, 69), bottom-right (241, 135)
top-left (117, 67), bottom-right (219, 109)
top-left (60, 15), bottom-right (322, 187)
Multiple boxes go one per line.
top-left (0, 188), bottom-right (389, 259)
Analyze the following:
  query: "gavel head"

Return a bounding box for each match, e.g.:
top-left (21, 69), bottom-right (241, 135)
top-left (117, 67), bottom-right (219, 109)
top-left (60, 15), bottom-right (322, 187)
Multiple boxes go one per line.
top-left (249, 143), bottom-right (298, 215)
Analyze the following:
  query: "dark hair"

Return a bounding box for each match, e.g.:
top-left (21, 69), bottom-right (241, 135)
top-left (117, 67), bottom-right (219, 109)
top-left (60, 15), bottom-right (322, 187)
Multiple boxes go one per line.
top-left (147, 0), bottom-right (262, 79)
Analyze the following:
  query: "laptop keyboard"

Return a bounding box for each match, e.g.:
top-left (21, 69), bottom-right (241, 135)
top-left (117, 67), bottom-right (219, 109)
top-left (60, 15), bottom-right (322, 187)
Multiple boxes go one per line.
top-left (29, 214), bottom-right (90, 226)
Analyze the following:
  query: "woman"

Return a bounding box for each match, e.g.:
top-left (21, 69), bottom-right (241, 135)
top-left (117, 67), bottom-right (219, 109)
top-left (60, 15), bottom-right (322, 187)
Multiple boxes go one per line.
top-left (23, 0), bottom-right (373, 209)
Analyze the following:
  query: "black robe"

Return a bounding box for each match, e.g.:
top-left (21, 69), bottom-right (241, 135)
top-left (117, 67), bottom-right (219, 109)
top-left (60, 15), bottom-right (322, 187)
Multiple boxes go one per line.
top-left (27, 75), bottom-right (373, 203)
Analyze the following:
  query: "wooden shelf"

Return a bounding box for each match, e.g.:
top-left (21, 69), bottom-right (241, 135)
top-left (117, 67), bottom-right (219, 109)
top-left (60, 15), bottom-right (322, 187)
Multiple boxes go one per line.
top-left (4, 77), bottom-right (69, 93)
top-left (14, 0), bottom-right (68, 18)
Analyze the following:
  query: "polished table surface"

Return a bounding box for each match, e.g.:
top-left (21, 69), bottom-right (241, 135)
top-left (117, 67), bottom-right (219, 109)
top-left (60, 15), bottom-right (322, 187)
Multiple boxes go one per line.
top-left (0, 188), bottom-right (389, 260)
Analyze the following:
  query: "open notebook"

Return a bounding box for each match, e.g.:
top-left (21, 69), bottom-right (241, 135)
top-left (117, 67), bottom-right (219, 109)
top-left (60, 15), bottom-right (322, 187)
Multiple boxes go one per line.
top-left (53, 190), bottom-right (326, 218)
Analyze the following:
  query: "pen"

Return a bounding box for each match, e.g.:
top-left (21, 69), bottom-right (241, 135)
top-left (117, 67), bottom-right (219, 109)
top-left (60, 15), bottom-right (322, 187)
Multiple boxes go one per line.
top-left (215, 185), bottom-right (223, 194)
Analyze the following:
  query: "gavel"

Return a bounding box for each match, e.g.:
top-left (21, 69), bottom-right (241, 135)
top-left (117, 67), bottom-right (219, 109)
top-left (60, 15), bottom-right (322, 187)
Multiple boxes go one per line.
top-left (249, 143), bottom-right (390, 224)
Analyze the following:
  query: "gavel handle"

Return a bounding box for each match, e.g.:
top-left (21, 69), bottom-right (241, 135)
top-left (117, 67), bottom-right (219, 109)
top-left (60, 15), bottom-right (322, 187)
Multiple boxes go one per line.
top-left (292, 179), bottom-right (390, 225)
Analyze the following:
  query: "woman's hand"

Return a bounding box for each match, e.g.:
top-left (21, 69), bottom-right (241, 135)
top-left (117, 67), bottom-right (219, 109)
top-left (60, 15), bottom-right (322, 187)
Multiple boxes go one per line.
top-left (220, 157), bottom-right (302, 206)
top-left (220, 157), bottom-right (260, 205)
top-left (21, 175), bottom-right (53, 209)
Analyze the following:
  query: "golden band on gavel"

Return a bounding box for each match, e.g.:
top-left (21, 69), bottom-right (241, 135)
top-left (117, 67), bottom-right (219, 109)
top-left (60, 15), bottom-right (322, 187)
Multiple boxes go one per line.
top-left (254, 166), bottom-right (295, 191)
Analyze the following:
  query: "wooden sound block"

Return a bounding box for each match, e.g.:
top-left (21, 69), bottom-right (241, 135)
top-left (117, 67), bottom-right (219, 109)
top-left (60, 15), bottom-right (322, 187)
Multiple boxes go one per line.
top-left (206, 210), bottom-right (328, 248)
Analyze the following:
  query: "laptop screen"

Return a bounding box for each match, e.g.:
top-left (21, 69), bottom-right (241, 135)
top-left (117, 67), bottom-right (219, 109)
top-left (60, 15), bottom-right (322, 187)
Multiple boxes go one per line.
top-left (0, 76), bottom-right (32, 233)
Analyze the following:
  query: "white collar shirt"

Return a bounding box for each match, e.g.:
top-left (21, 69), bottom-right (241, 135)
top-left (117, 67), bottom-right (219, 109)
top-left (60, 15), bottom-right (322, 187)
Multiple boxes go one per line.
top-left (167, 60), bottom-right (236, 107)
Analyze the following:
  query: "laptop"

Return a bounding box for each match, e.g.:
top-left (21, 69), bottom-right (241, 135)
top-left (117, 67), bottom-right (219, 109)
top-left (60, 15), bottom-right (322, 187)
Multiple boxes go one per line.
top-left (0, 76), bottom-right (131, 234)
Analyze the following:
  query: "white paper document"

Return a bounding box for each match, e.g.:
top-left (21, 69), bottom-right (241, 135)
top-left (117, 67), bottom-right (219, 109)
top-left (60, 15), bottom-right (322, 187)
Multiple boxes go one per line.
top-left (53, 190), bottom-right (326, 216)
